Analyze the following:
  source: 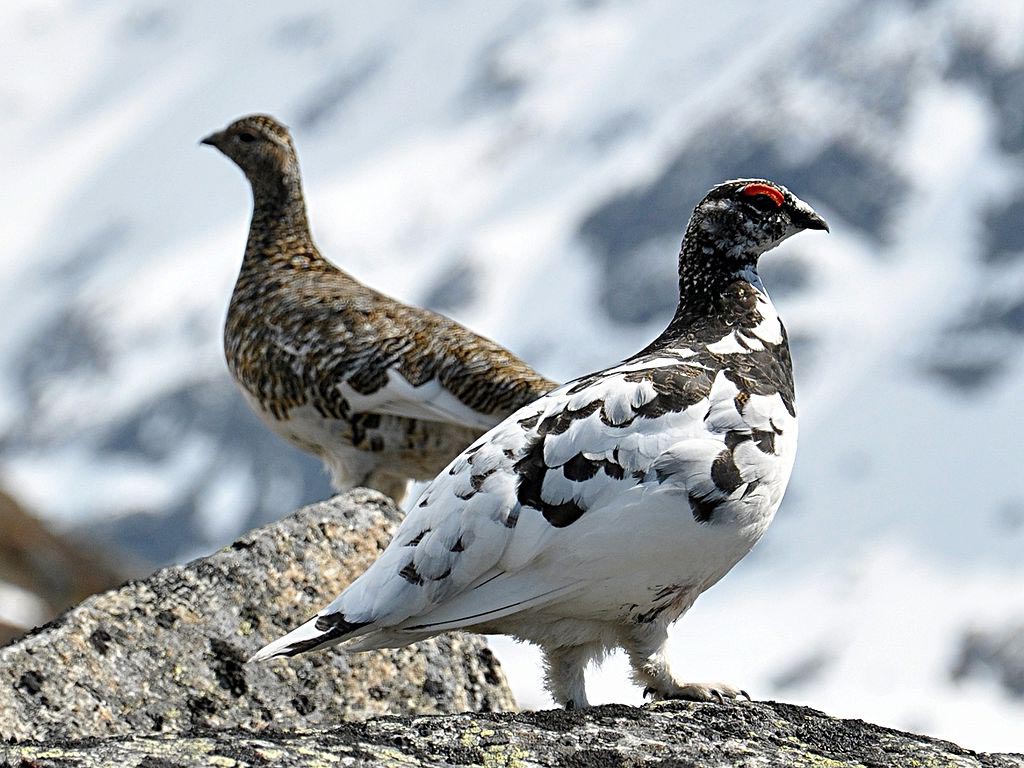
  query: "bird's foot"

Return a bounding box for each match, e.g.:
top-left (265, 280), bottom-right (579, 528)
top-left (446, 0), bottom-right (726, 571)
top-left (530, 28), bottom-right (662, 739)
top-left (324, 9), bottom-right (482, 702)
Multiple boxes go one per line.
top-left (643, 682), bottom-right (751, 705)
top-left (563, 697), bottom-right (590, 711)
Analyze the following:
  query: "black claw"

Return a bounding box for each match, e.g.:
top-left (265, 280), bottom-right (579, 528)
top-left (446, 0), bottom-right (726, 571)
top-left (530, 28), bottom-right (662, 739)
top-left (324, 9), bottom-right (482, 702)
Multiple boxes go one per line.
top-left (564, 700), bottom-right (576, 711)
top-left (711, 689), bottom-right (725, 704)
top-left (740, 689), bottom-right (752, 702)
top-left (643, 686), bottom-right (656, 700)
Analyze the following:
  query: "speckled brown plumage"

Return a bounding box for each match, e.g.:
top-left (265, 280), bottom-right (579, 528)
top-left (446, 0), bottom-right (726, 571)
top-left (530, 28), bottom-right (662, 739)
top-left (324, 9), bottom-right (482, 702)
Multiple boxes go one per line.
top-left (203, 114), bottom-right (555, 503)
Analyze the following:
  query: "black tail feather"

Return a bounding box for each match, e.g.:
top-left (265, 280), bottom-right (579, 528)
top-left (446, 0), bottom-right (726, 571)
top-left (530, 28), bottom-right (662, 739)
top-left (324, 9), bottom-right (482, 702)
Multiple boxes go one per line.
top-left (279, 613), bottom-right (372, 657)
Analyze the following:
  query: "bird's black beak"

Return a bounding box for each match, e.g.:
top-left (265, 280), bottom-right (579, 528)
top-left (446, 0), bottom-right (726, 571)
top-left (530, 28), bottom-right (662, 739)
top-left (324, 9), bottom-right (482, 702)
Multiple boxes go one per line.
top-left (792, 207), bottom-right (830, 233)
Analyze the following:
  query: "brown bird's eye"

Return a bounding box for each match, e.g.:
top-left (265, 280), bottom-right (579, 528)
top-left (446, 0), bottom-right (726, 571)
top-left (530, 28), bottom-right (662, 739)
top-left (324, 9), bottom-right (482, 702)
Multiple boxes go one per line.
top-left (237, 132), bottom-right (256, 143)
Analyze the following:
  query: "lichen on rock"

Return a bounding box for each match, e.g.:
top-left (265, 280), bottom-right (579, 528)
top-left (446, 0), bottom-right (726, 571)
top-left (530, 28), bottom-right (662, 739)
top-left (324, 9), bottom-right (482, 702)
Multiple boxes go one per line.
top-left (0, 490), bottom-right (514, 742)
top-left (2, 701), bottom-right (1021, 767)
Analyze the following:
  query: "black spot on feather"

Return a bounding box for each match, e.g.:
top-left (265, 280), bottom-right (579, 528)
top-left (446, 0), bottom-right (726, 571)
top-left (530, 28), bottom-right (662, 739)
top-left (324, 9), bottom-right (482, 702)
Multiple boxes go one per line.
top-left (455, 468), bottom-right (493, 500)
top-left (471, 468), bottom-right (497, 490)
top-left (725, 430), bottom-right (751, 450)
top-left (597, 399), bottom-right (635, 428)
top-left (400, 562), bottom-right (424, 586)
top-left (689, 493), bottom-right (718, 523)
top-left (514, 436), bottom-right (547, 509)
top-left (538, 400), bottom-right (601, 436)
top-left (542, 499), bottom-right (587, 527)
top-left (514, 436), bottom-right (588, 527)
top-left (752, 429), bottom-right (776, 453)
top-left (711, 450), bottom-right (744, 493)
top-left (636, 603), bottom-right (669, 624)
top-left (724, 351), bottom-right (796, 418)
top-left (314, 613), bottom-right (369, 634)
top-left (562, 453), bottom-right (599, 481)
top-left (518, 413), bottom-right (540, 430)
top-left (562, 452), bottom-right (627, 482)
top-left (406, 530), bottom-right (429, 546)
top-left (625, 367), bottom-right (710, 419)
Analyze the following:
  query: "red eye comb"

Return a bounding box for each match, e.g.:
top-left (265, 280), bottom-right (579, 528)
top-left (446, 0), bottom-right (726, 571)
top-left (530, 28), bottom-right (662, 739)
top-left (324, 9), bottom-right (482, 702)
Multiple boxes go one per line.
top-left (740, 183), bottom-right (784, 208)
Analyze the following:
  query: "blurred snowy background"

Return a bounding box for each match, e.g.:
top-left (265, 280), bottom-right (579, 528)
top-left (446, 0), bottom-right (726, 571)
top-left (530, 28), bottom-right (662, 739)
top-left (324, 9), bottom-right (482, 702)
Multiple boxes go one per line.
top-left (2, 0), bottom-right (1023, 752)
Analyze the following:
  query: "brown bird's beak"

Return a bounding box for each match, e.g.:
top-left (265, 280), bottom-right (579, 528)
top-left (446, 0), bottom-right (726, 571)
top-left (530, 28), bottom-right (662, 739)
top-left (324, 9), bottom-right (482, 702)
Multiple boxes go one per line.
top-left (200, 130), bottom-right (225, 148)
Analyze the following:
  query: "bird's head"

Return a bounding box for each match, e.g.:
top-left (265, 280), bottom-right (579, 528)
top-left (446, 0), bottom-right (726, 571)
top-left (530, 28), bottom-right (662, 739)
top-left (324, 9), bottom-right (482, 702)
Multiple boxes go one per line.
top-left (686, 179), bottom-right (829, 268)
top-left (201, 114), bottom-right (298, 183)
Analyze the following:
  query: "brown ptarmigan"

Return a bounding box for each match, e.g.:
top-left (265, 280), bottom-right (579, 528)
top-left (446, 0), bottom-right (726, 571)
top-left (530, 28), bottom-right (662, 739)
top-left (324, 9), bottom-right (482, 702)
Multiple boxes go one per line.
top-left (250, 178), bottom-right (828, 709)
top-left (202, 115), bottom-right (555, 504)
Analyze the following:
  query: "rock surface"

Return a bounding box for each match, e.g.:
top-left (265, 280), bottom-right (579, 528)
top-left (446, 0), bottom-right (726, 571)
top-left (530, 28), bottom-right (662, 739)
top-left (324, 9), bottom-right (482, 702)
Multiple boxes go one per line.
top-left (0, 491), bottom-right (514, 742)
top-left (2, 701), bottom-right (1021, 767)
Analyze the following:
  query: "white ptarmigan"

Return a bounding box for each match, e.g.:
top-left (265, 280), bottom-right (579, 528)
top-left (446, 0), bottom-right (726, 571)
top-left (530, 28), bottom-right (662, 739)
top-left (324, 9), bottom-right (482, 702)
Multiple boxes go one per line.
top-left (202, 115), bottom-right (555, 504)
top-left (251, 179), bottom-right (829, 708)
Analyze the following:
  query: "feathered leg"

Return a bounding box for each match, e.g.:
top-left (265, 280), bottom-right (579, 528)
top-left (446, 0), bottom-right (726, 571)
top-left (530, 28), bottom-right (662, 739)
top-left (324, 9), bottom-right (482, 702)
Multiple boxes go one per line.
top-left (323, 453), bottom-right (410, 506)
top-left (621, 623), bottom-right (749, 704)
top-left (542, 642), bottom-right (601, 709)
top-left (363, 470), bottom-right (411, 506)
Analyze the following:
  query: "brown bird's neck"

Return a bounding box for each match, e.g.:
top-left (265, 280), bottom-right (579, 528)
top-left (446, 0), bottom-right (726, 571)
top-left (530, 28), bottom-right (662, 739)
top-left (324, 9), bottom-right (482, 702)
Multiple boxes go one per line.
top-left (242, 167), bottom-right (321, 268)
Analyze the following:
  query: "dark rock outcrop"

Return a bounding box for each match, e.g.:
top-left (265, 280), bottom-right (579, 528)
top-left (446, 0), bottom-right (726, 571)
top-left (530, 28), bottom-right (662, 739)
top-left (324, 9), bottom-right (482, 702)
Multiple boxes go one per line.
top-left (1, 701), bottom-right (1021, 767)
top-left (953, 620), bottom-right (1024, 698)
top-left (0, 490), bottom-right (514, 742)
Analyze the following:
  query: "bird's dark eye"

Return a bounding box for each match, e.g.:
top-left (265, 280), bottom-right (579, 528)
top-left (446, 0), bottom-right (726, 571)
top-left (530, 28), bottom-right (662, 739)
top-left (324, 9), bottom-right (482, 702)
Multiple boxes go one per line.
top-left (746, 194), bottom-right (779, 213)
top-left (738, 182), bottom-right (785, 214)
top-left (237, 132), bottom-right (256, 143)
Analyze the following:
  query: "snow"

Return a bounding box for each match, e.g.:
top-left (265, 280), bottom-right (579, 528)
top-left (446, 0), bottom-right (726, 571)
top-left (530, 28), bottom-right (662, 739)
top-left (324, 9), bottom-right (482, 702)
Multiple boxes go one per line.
top-left (1, 0), bottom-right (1023, 753)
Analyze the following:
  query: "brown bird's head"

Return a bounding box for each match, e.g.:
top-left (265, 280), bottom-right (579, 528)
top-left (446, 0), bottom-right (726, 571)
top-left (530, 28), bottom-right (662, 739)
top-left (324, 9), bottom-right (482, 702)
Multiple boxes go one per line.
top-left (201, 114), bottom-right (298, 184)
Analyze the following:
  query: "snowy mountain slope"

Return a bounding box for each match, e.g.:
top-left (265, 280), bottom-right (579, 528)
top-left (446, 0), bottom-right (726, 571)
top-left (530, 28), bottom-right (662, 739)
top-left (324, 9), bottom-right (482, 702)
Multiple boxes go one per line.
top-left (1, 0), bottom-right (1023, 751)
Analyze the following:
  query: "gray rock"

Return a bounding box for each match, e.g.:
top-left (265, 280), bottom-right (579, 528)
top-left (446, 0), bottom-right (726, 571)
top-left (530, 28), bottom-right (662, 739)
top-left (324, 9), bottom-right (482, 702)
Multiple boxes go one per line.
top-left (0, 490), bottom-right (514, 742)
top-left (2, 701), bottom-right (1021, 767)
